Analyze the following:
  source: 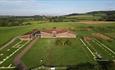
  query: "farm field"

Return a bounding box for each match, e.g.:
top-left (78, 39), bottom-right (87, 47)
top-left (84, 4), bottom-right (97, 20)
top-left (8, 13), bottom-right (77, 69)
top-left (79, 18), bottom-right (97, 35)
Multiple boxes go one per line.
top-left (0, 22), bottom-right (115, 70)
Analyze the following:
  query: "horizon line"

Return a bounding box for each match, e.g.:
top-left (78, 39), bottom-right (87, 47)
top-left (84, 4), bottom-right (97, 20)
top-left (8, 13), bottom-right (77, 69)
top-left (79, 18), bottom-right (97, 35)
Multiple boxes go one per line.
top-left (0, 10), bottom-right (115, 16)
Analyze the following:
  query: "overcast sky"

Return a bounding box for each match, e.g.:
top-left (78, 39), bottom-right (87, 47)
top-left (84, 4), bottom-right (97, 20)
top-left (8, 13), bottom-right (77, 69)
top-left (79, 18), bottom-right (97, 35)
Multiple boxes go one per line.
top-left (0, 0), bottom-right (115, 16)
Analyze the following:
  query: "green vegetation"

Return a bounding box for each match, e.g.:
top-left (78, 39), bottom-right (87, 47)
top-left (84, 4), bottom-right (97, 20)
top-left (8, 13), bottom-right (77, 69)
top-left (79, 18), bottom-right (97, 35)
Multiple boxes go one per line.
top-left (22, 38), bottom-right (94, 68)
top-left (0, 26), bottom-right (32, 46)
top-left (0, 10), bottom-right (115, 27)
top-left (0, 11), bottom-right (115, 70)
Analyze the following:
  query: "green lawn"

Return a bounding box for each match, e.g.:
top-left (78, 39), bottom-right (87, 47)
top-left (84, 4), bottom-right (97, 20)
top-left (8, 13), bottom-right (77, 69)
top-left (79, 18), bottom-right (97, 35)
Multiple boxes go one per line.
top-left (0, 26), bottom-right (32, 46)
top-left (22, 38), bottom-right (94, 68)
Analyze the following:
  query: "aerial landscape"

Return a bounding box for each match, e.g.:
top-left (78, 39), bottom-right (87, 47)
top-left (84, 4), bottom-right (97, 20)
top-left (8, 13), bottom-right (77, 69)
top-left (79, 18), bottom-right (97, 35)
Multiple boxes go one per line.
top-left (0, 0), bottom-right (115, 70)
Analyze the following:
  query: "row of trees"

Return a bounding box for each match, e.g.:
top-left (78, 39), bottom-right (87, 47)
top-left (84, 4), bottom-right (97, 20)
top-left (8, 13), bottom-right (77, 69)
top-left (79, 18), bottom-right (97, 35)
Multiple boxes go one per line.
top-left (44, 14), bottom-right (115, 22)
top-left (87, 11), bottom-right (115, 21)
top-left (101, 13), bottom-right (115, 21)
top-left (0, 10), bottom-right (115, 27)
top-left (0, 17), bottom-right (24, 26)
top-left (0, 16), bottom-right (33, 26)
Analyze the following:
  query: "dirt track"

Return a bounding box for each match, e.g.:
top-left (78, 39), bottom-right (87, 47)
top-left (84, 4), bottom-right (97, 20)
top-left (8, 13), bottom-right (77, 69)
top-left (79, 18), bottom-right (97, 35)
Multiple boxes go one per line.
top-left (13, 37), bottom-right (39, 70)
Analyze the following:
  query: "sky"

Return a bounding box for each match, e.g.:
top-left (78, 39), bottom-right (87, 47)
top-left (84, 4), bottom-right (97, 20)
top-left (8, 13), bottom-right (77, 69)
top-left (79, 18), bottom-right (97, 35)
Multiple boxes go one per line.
top-left (0, 0), bottom-right (115, 16)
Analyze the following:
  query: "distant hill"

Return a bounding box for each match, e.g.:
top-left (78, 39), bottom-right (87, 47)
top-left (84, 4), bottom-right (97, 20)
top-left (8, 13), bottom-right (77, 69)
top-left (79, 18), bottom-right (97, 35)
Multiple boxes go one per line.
top-left (0, 10), bottom-right (115, 26)
top-left (64, 10), bottom-right (115, 16)
top-left (63, 10), bottom-right (115, 21)
top-left (64, 13), bottom-right (83, 16)
top-left (86, 10), bottom-right (115, 15)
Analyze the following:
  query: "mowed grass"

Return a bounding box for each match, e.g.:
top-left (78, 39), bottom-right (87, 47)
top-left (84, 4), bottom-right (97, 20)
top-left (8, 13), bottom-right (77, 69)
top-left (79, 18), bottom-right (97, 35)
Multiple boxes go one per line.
top-left (22, 38), bottom-right (94, 68)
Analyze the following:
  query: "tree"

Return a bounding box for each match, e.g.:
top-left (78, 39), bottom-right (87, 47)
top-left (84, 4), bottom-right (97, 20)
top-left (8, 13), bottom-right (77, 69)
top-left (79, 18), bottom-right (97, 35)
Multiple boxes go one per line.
top-left (101, 13), bottom-right (115, 21)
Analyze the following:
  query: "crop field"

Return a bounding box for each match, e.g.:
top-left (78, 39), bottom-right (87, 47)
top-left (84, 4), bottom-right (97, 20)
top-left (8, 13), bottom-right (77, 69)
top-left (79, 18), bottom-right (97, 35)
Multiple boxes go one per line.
top-left (0, 22), bottom-right (115, 70)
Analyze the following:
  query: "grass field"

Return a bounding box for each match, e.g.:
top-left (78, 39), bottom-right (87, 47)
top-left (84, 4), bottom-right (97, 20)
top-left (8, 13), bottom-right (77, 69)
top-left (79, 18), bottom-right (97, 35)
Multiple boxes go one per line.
top-left (0, 21), bottom-right (115, 69)
top-left (0, 39), bottom-right (30, 67)
top-left (22, 38), bottom-right (94, 68)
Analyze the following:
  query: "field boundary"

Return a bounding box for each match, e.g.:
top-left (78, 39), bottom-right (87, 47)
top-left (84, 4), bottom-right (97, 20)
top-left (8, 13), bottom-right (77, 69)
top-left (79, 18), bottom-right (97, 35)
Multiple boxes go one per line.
top-left (14, 37), bottom-right (39, 70)
top-left (95, 39), bottom-right (115, 55)
top-left (0, 36), bottom-right (19, 51)
top-left (0, 40), bottom-right (29, 65)
top-left (80, 38), bottom-right (96, 60)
